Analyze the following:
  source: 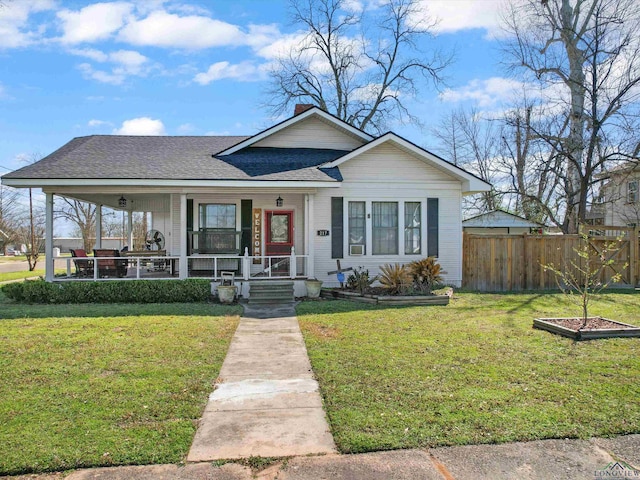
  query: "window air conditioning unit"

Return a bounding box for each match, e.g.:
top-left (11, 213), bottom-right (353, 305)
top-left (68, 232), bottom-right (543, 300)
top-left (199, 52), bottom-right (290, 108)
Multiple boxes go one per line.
top-left (350, 244), bottom-right (365, 255)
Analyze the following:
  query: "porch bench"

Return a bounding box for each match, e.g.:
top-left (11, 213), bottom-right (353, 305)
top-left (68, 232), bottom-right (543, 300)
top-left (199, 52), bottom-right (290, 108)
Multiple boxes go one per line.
top-left (70, 249), bottom-right (94, 277)
top-left (93, 249), bottom-right (128, 278)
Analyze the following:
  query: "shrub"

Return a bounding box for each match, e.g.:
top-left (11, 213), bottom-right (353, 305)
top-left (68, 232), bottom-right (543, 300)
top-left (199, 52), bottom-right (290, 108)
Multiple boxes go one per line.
top-left (379, 263), bottom-right (412, 295)
top-left (408, 257), bottom-right (443, 294)
top-left (346, 267), bottom-right (377, 294)
top-left (1, 279), bottom-right (212, 304)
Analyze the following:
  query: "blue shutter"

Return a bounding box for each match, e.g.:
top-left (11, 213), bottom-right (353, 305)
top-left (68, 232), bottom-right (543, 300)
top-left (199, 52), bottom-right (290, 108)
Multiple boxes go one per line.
top-left (427, 198), bottom-right (439, 257)
top-left (331, 197), bottom-right (343, 258)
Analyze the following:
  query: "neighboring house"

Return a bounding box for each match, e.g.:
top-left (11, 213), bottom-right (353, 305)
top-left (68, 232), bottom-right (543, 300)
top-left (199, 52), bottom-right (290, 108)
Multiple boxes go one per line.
top-left (462, 210), bottom-right (544, 235)
top-left (590, 161), bottom-right (640, 227)
top-left (1, 106), bottom-right (490, 292)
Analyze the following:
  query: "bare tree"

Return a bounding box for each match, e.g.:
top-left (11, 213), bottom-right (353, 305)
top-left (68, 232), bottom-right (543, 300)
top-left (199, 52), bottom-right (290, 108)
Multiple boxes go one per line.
top-left (266, 0), bottom-right (451, 133)
top-left (56, 198), bottom-right (96, 252)
top-left (501, 0), bottom-right (640, 233)
top-left (432, 107), bottom-right (503, 214)
top-left (0, 185), bottom-right (23, 254)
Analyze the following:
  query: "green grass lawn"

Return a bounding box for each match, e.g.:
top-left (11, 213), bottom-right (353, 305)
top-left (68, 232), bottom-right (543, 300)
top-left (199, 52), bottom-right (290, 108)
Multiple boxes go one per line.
top-left (297, 291), bottom-right (640, 454)
top-left (0, 270), bottom-right (45, 282)
top-left (0, 295), bottom-right (241, 476)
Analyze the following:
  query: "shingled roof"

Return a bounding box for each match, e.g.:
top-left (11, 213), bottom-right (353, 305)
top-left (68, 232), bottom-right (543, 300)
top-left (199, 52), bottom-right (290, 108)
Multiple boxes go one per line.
top-left (3, 135), bottom-right (344, 182)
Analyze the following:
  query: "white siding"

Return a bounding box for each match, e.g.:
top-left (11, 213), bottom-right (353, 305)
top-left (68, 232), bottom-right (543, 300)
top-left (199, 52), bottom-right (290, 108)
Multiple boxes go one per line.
top-left (312, 143), bottom-right (465, 287)
top-left (602, 173), bottom-right (640, 226)
top-left (253, 116), bottom-right (365, 151)
top-left (338, 143), bottom-right (453, 182)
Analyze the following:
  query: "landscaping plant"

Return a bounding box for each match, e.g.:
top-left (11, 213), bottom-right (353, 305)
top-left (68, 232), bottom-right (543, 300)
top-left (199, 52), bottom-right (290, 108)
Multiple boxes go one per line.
top-left (346, 267), bottom-right (377, 294)
top-left (408, 256), bottom-right (443, 294)
top-left (378, 263), bottom-right (412, 295)
top-left (543, 228), bottom-right (627, 329)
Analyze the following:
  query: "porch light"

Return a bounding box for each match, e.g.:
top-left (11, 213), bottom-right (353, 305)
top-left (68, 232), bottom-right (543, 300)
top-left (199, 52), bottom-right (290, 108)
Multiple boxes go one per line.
top-left (276, 196), bottom-right (284, 207)
top-left (118, 196), bottom-right (127, 208)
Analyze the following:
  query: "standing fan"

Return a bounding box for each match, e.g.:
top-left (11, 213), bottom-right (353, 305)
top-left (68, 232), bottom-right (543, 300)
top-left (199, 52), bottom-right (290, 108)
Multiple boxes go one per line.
top-left (145, 230), bottom-right (165, 250)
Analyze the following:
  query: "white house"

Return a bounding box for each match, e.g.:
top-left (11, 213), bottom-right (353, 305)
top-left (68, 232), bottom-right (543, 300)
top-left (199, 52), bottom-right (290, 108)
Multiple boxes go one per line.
top-left (591, 161), bottom-right (640, 227)
top-left (462, 210), bottom-right (544, 235)
top-left (1, 106), bottom-right (490, 294)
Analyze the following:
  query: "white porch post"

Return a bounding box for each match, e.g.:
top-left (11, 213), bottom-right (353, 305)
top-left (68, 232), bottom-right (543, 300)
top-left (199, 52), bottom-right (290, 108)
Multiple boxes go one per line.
top-left (95, 204), bottom-right (102, 249)
top-left (305, 193), bottom-right (315, 278)
top-left (179, 194), bottom-right (188, 279)
top-left (45, 193), bottom-right (54, 282)
top-left (127, 211), bottom-right (133, 249)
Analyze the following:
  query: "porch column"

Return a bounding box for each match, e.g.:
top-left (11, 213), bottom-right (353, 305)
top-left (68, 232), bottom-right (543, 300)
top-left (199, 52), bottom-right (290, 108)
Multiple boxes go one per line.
top-left (127, 211), bottom-right (133, 249)
top-left (45, 193), bottom-right (54, 282)
top-left (179, 194), bottom-right (188, 279)
top-left (305, 193), bottom-right (315, 278)
top-left (95, 205), bottom-right (102, 249)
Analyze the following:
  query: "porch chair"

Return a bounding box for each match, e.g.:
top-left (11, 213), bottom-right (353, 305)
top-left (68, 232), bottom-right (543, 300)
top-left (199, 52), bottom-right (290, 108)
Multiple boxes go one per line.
top-left (70, 249), bottom-right (94, 277)
top-left (93, 249), bottom-right (128, 278)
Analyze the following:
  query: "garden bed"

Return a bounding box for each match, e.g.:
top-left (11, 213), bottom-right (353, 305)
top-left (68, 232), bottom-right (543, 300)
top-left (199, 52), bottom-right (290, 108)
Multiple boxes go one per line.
top-left (320, 288), bottom-right (449, 305)
top-left (534, 317), bottom-right (640, 340)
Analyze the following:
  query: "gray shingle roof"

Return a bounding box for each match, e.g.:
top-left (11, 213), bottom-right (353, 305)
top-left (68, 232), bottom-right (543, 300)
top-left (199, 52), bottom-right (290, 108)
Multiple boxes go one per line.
top-left (218, 148), bottom-right (346, 181)
top-left (2, 135), bottom-right (343, 183)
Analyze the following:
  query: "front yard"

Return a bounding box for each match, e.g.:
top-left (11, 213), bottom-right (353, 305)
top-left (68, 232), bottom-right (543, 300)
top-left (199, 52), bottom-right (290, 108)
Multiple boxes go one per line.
top-left (0, 295), bottom-right (240, 476)
top-left (297, 291), bottom-right (640, 453)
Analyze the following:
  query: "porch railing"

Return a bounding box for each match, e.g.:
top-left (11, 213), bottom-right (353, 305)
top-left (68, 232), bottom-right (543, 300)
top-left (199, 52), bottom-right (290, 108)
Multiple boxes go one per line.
top-left (58, 254), bottom-right (180, 280)
top-left (55, 247), bottom-right (309, 281)
top-left (188, 248), bottom-right (308, 280)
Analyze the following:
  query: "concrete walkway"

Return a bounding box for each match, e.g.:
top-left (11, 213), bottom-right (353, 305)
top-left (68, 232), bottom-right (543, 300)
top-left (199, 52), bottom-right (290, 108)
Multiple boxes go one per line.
top-left (24, 434), bottom-right (639, 480)
top-left (187, 302), bottom-right (336, 461)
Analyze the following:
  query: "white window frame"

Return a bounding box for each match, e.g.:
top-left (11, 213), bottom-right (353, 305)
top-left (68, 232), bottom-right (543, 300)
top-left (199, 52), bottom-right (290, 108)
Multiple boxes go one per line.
top-left (343, 198), bottom-right (427, 257)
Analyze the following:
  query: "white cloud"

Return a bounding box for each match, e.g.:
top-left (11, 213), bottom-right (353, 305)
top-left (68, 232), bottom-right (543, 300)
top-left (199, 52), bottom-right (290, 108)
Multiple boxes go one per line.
top-left (0, 0), bottom-right (56, 49)
top-left (118, 10), bottom-right (245, 49)
top-left (253, 32), bottom-right (307, 60)
top-left (440, 77), bottom-right (535, 107)
top-left (114, 117), bottom-right (166, 135)
top-left (193, 61), bottom-right (266, 85)
top-left (87, 119), bottom-right (111, 127)
top-left (69, 48), bottom-right (109, 62)
top-left (109, 49), bottom-right (149, 74)
top-left (413, 0), bottom-right (503, 37)
top-left (74, 49), bottom-right (151, 84)
top-left (78, 63), bottom-right (126, 85)
top-left (58, 2), bottom-right (133, 44)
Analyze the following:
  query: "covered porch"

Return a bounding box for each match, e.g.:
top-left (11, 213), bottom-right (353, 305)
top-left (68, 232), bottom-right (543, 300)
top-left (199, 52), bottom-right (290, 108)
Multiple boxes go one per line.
top-left (45, 187), bottom-right (321, 284)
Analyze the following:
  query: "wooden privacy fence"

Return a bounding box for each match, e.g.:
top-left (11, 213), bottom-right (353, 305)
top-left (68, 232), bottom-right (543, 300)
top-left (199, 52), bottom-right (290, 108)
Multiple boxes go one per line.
top-left (462, 226), bottom-right (640, 291)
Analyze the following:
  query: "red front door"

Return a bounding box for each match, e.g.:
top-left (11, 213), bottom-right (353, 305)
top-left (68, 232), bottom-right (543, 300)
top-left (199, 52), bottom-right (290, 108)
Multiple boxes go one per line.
top-left (265, 210), bottom-right (294, 256)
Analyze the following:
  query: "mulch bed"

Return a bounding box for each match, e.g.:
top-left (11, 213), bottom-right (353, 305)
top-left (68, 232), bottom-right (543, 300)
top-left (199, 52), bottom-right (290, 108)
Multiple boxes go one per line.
top-left (547, 317), bottom-right (632, 331)
top-left (534, 316), bottom-right (640, 340)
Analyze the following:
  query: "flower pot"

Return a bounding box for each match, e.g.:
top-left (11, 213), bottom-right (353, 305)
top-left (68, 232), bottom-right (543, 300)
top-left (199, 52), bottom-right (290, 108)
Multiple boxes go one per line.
top-left (305, 279), bottom-right (323, 298)
top-left (217, 285), bottom-right (237, 304)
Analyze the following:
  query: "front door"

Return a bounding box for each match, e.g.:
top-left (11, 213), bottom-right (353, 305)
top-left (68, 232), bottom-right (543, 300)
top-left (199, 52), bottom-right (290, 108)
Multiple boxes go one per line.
top-left (265, 211), bottom-right (294, 274)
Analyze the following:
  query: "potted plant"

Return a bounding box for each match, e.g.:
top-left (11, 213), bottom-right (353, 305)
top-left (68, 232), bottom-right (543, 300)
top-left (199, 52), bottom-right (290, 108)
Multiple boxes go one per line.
top-left (305, 278), bottom-right (323, 298)
top-left (217, 284), bottom-right (237, 304)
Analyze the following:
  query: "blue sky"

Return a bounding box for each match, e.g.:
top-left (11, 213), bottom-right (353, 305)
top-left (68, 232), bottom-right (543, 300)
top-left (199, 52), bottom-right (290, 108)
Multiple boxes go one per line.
top-left (0, 0), bottom-right (518, 176)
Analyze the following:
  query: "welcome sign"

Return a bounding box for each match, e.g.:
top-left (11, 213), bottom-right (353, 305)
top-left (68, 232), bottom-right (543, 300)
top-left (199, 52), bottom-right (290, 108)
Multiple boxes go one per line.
top-left (252, 208), bottom-right (262, 263)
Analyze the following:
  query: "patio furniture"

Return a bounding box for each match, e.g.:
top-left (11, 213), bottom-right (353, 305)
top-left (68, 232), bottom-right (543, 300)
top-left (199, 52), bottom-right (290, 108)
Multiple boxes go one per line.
top-left (70, 249), bottom-right (94, 277)
top-left (93, 249), bottom-right (128, 278)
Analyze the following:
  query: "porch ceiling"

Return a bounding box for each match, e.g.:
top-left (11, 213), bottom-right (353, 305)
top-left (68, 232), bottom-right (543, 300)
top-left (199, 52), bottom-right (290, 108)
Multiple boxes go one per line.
top-left (55, 192), bottom-right (170, 211)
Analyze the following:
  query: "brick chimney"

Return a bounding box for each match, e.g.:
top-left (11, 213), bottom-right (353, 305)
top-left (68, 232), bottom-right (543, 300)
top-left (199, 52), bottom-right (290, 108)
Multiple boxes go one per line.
top-left (294, 104), bottom-right (314, 116)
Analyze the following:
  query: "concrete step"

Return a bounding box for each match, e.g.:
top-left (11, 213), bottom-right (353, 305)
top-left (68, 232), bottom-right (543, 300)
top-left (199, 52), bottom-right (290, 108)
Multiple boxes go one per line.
top-left (248, 281), bottom-right (295, 304)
